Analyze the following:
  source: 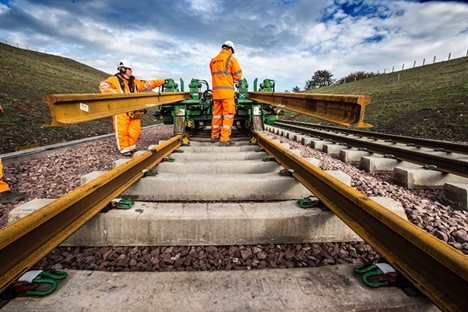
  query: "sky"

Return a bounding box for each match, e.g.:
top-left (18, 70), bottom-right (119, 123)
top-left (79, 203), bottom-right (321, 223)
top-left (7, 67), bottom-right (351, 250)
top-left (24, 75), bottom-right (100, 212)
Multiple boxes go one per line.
top-left (0, 0), bottom-right (467, 93)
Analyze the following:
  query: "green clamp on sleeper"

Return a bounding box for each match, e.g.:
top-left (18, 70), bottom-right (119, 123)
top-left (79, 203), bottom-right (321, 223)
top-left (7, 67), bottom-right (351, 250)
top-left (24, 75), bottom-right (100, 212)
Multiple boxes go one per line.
top-left (18, 270), bottom-right (68, 297)
top-left (297, 196), bottom-right (320, 209)
top-left (279, 169), bottom-right (294, 177)
top-left (111, 198), bottom-right (134, 210)
top-left (354, 263), bottom-right (395, 288)
top-left (142, 168), bottom-right (158, 176)
top-left (422, 164), bottom-right (437, 171)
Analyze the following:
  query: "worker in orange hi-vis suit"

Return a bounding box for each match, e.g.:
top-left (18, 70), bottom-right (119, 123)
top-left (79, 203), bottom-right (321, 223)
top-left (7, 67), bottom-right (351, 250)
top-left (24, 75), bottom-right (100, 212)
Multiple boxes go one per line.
top-left (99, 60), bottom-right (167, 156)
top-left (210, 40), bottom-right (243, 146)
top-left (0, 159), bottom-right (25, 204)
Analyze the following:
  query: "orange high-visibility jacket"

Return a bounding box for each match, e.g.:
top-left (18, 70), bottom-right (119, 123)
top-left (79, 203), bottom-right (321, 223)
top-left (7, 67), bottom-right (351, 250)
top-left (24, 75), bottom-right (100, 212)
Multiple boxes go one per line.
top-left (210, 50), bottom-right (242, 100)
top-left (99, 74), bottom-right (165, 153)
top-left (99, 74), bottom-right (165, 94)
top-left (0, 160), bottom-right (10, 193)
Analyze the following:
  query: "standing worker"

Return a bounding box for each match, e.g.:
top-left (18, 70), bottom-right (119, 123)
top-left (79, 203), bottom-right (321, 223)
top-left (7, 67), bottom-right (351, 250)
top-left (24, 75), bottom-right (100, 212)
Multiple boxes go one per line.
top-left (0, 159), bottom-right (25, 204)
top-left (99, 60), bottom-right (167, 156)
top-left (210, 40), bottom-right (243, 146)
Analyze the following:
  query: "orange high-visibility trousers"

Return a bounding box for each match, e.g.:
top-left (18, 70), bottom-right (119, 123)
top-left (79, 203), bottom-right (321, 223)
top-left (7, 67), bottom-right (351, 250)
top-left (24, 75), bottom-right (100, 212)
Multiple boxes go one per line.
top-left (0, 160), bottom-right (11, 193)
top-left (211, 97), bottom-right (236, 142)
top-left (113, 113), bottom-right (142, 154)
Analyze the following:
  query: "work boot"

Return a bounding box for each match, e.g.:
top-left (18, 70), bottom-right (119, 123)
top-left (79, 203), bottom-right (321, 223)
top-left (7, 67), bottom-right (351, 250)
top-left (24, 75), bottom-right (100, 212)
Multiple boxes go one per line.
top-left (210, 138), bottom-right (219, 143)
top-left (0, 191), bottom-right (26, 204)
top-left (122, 151), bottom-right (133, 157)
top-left (219, 141), bottom-right (231, 147)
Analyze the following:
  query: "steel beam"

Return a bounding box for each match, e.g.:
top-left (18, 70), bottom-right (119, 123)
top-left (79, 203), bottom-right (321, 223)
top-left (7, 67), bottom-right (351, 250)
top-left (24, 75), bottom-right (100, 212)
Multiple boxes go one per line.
top-left (42, 92), bottom-right (190, 126)
top-left (0, 136), bottom-right (182, 294)
top-left (247, 92), bottom-right (372, 128)
top-left (253, 131), bottom-right (468, 312)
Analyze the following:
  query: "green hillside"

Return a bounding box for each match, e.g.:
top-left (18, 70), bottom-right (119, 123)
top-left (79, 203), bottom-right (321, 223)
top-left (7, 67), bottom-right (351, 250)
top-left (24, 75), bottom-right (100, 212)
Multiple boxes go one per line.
top-left (298, 56), bottom-right (468, 141)
top-left (0, 42), bottom-right (467, 154)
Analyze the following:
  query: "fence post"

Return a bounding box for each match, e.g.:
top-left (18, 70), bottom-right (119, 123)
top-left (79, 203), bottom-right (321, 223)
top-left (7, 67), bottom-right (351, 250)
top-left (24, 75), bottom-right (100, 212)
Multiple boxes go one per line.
top-left (413, 61), bottom-right (416, 68)
top-left (448, 52), bottom-right (451, 60)
top-left (433, 56), bottom-right (436, 63)
top-left (392, 66), bottom-right (394, 73)
top-left (397, 74), bottom-right (400, 82)
top-left (402, 64), bottom-right (405, 70)
top-left (423, 58), bottom-right (425, 66)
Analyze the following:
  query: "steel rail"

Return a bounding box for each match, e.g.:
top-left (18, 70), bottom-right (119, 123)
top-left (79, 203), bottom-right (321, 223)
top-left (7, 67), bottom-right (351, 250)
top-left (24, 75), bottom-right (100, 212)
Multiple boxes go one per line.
top-left (277, 120), bottom-right (468, 155)
top-left (247, 92), bottom-right (373, 128)
top-left (274, 122), bottom-right (468, 178)
top-left (0, 135), bottom-right (182, 293)
top-left (253, 131), bottom-right (468, 312)
top-left (42, 92), bottom-right (190, 126)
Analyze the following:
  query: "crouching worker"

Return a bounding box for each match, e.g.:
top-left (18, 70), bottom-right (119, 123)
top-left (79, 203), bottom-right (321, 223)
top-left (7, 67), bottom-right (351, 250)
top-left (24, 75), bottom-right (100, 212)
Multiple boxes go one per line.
top-left (99, 59), bottom-right (167, 157)
top-left (0, 159), bottom-right (25, 204)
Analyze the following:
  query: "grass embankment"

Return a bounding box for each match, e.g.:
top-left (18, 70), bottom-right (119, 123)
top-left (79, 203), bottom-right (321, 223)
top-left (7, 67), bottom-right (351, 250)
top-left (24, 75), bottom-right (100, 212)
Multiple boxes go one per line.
top-left (294, 56), bottom-right (468, 142)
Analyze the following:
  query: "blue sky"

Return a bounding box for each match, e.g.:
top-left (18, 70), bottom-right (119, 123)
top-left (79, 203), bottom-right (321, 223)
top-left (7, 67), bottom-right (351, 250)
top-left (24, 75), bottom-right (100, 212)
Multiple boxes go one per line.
top-left (0, 0), bottom-right (467, 92)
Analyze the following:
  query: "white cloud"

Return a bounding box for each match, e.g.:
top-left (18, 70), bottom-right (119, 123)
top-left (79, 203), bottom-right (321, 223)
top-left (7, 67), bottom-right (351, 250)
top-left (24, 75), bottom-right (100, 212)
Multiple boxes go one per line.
top-left (0, 0), bottom-right (466, 92)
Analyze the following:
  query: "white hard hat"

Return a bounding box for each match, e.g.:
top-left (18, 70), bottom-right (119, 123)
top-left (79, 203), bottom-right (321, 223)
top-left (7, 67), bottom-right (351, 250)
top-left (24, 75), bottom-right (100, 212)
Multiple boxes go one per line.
top-left (117, 59), bottom-right (132, 71)
top-left (222, 40), bottom-right (235, 54)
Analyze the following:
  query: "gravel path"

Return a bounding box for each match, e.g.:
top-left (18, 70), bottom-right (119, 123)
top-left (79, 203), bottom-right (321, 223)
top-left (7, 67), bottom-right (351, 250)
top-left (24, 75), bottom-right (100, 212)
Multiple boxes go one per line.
top-left (1, 125), bottom-right (466, 274)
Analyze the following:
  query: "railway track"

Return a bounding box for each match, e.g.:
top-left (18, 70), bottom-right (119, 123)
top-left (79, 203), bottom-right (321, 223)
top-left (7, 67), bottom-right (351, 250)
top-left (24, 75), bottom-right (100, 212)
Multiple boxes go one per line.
top-left (1, 126), bottom-right (467, 311)
top-left (271, 120), bottom-right (468, 179)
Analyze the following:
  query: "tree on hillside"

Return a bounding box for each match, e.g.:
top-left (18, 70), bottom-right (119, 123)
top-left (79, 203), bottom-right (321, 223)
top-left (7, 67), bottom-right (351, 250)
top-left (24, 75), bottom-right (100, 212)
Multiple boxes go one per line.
top-left (336, 71), bottom-right (379, 84)
top-left (292, 86), bottom-right (301, 92)
top-left (305, 70), bottom-right (334, 89)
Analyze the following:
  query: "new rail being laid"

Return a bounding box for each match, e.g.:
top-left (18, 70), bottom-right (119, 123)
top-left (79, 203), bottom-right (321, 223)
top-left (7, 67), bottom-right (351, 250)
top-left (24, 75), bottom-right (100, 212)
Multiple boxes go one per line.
top-left (247, 92), bottom-right (372, 128)
top-left (42, 86), bottom-right (372, 129)
top-left (42, 92), bottom-right (191, 126)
